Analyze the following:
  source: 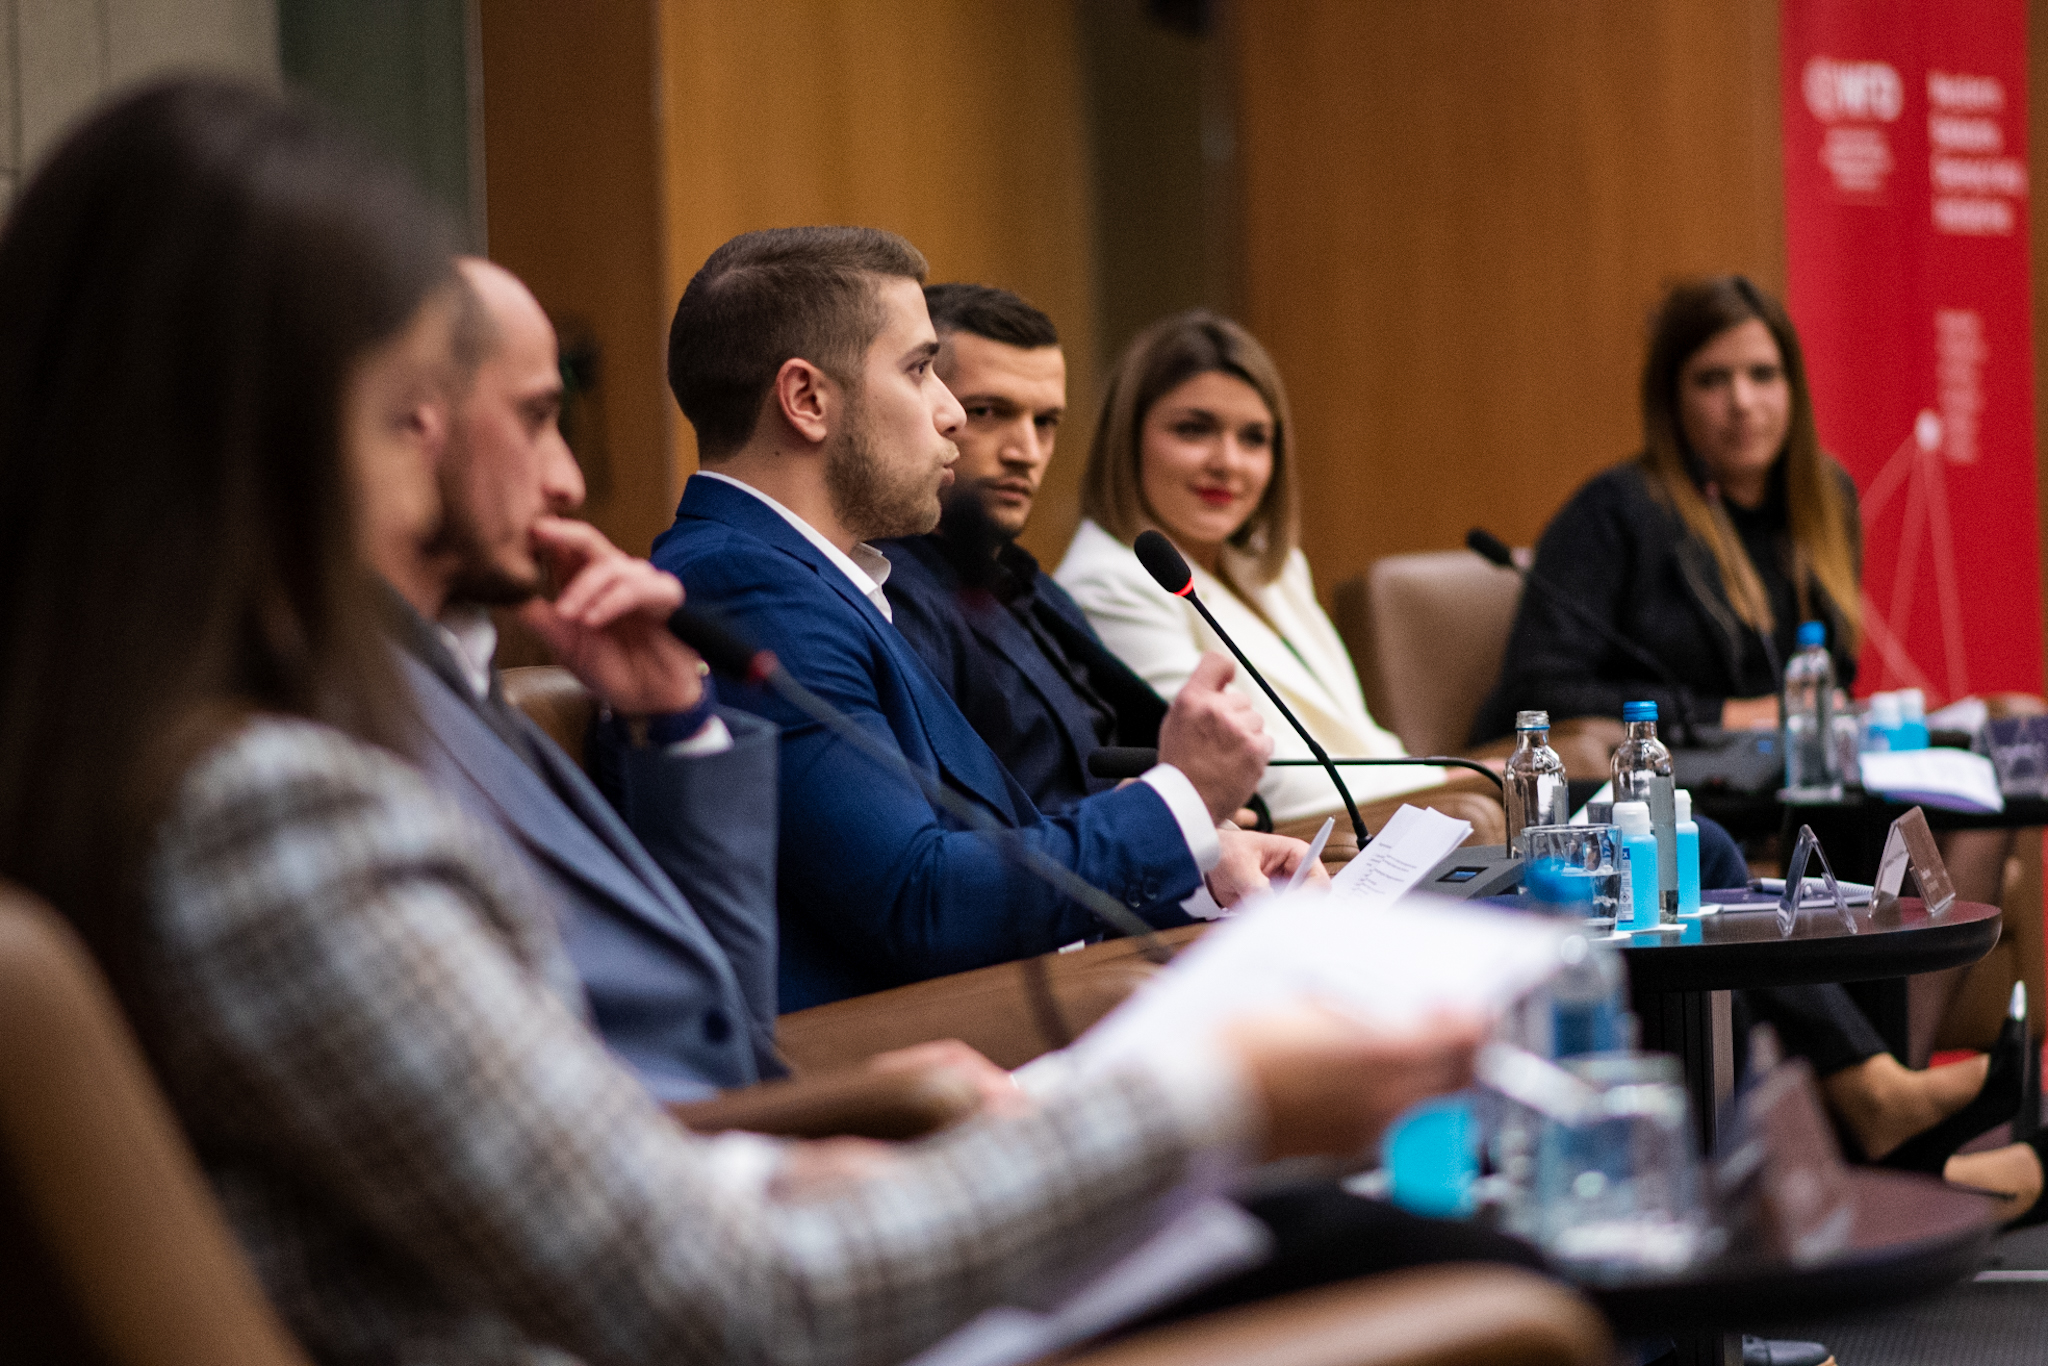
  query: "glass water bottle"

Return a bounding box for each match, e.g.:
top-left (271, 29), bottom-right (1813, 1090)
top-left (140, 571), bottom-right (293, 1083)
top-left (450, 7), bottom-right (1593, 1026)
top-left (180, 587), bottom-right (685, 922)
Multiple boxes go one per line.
top-left (1505, 710), bottom-right (1569, 856)
top-left (1611, 700), bottom-right (1678, 923)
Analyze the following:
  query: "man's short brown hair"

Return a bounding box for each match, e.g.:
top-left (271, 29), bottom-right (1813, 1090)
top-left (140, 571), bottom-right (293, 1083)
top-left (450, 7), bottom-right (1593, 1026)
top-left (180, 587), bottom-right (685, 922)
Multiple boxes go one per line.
top-left (667, 226), bottom-right (928, 461)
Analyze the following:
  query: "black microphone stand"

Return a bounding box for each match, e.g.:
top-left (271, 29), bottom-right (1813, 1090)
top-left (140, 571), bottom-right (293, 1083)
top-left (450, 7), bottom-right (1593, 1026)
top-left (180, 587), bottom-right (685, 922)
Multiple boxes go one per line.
top-left (1268, 756), bottom-right (1506, 792)
top-left (1133, 532), bottom-right (1371, 848)
top-left (670, 606), bottom-right (1175, 964)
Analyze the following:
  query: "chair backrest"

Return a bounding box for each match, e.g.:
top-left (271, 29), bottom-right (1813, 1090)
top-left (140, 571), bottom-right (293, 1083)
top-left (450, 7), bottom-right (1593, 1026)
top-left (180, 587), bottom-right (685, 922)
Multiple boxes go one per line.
top-left (502, 665), bottom-right (597, 773)
top-left (0, 883), bottom-right (311, 1366)
top-left (1331, 551), bottom-right (1525, 756)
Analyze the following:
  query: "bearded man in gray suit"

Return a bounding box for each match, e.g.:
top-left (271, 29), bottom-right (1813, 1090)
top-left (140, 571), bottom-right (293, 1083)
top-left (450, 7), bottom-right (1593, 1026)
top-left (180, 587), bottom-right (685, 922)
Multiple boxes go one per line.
top-left (375, 256), bottom-right (784, 1100)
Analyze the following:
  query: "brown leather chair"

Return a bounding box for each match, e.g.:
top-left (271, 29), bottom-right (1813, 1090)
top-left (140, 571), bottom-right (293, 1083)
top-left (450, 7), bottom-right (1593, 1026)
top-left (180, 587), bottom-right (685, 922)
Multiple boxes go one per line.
top-left (0, 882), bottom-right (1610, 1366)
top-left (0, 884), bottom-right (314, 1365)
top-left (501, 664), bottom-right (599, 771)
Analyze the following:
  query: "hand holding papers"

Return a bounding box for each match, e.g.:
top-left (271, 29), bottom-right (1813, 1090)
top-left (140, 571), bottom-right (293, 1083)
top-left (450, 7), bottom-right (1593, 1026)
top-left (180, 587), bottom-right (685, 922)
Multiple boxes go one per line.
top-left (1074, 889), bottom-right (1569, 1069)
top-left (1325, 804), bottom-right (1474, 911)
top-left (930, 892), bottom-right (1571, 1366)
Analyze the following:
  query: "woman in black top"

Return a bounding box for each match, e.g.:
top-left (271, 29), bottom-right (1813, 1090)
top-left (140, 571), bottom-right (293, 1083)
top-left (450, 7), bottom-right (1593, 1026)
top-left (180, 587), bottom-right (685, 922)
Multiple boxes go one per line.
top-left (1475, 277), bottom-right (2047, 1214)
top-left (1473, 275), bottom-right (1861, 742)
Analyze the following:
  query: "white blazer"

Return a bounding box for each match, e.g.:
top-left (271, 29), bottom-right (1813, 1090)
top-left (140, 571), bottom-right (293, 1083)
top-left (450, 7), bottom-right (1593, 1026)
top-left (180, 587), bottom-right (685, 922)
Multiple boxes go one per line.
top-left (1056, 519), bottom-right (1441, 825)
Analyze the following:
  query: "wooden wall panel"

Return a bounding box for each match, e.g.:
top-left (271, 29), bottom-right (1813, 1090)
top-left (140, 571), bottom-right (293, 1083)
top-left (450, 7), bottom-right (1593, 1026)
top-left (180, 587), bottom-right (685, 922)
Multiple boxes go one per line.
top-left (656, 0), bottom-right (1098, 566)
top-left (1236, 0), bottom-right (1785, 592)
top-left (477, 0), bottom-right (670, 561)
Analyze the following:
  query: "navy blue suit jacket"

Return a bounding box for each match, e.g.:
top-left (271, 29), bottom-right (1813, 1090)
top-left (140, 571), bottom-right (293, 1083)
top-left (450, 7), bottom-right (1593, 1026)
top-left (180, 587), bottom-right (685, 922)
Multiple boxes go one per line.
top-left (650, 474), bottom-right (1202, 1009)
top-left (395, 614), bottom-right (783, 1100)
top-left (880, 532), bottom-right (1167, 813)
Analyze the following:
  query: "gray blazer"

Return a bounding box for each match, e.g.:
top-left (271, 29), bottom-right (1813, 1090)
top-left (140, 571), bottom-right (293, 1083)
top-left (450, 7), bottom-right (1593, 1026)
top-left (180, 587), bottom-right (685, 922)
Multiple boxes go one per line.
top-left (396, 628), bottom-right (783, 1100)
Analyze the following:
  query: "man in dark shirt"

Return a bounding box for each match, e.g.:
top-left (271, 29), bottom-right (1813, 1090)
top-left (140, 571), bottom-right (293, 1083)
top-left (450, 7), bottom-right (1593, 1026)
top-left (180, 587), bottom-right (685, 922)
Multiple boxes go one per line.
top-left (880, 285), bottom-right (1193, 815)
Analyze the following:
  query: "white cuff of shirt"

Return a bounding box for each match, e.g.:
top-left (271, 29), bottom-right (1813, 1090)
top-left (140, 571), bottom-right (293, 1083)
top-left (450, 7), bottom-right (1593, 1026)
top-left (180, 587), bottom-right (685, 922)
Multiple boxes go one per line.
top-left (664, 713), bottom-right (733, 757)
top-left (1138, 764), bottom-right (1220, 872)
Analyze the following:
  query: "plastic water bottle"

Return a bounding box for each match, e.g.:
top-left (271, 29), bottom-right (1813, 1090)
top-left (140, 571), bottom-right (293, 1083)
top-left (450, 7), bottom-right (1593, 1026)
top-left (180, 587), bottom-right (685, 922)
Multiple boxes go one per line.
top-left (1505, 709), bottom-right (1569, 856)
top-left (1613, 800), bottom-right (1661, 932)
top-left (1611, 701), bottom-right (1677, 922)
top-left (1548, 933), bottom-right (1635, 1058)
top-left (1781, 621), bottom-right (1842, 800)
top-left (1896, 688), bottom-right (1931, 751)
top-left (1674, 788), bottom-right (1703, 917)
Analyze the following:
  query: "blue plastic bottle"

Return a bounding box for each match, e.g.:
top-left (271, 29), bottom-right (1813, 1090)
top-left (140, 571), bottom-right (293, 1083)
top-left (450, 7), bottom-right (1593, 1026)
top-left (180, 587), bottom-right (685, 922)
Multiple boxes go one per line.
top-left (1896, 689), bottom-right (1931, 751)
top-left (1613, 800), bottom-right (1661, 932)
top-left (1674, 788), bottom-right (1703, 917)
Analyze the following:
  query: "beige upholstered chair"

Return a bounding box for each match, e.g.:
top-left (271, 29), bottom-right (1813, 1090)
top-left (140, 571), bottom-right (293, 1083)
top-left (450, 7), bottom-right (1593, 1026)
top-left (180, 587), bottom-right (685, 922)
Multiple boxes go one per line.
top-left (1331, 550), bottom-right (1526, 759)
top-left (0, 882), bottom-right (1610, 1366)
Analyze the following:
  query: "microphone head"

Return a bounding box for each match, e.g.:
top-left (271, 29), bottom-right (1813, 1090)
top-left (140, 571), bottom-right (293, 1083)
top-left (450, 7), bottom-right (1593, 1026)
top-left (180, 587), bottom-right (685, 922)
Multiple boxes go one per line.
top-left (1465, 528), bottom-right (1516, 569)
top-left (668, 604), bottom-right (773, 683)
top-left (1133, 530), bottom-right (1193, 597)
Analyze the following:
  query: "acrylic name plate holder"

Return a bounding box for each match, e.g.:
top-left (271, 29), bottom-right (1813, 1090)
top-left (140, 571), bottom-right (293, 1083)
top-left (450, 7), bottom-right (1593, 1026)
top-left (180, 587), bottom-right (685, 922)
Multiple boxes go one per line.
top-left (1869, 806), bottom-right (1957, 920)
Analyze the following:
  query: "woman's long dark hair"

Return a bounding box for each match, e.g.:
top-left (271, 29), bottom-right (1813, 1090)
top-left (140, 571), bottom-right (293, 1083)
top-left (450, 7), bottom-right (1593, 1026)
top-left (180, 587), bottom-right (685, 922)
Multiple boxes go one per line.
top-left (0, 79), bottom-right (457, 968)
top-left (1638, 275), bottom-right (1862, 651)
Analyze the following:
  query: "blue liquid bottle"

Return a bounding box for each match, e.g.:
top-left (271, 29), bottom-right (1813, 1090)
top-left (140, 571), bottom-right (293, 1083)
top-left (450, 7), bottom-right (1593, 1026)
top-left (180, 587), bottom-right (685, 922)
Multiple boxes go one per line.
top-left (1674, 788), bottom-right (1703, 917)
top-left (1613, 800), bottom-right (1662, 933)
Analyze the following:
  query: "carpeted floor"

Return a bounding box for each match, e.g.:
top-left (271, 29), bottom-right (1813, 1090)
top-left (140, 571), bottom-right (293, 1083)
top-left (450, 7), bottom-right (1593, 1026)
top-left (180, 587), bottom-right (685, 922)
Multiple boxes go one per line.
top-left (1753, 1221), bottom-right (2048, 1365)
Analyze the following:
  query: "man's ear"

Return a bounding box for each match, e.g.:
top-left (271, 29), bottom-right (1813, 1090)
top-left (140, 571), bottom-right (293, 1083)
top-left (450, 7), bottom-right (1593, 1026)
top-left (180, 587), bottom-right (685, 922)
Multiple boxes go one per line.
top-left (771, 357), bottom-right (837, 446)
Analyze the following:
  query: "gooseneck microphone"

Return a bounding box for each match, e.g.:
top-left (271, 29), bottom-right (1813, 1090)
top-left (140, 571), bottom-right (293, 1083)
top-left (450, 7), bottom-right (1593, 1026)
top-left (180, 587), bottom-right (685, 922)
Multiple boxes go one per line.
top-left (667, 604), bottom-right (1171, 962)
top-left (1133, 530), bottom-right (1369, 848)
top-left (1465, 528), bottom-right (1700, 747)
top-left (1087, 747), bottom-right (1505, 792)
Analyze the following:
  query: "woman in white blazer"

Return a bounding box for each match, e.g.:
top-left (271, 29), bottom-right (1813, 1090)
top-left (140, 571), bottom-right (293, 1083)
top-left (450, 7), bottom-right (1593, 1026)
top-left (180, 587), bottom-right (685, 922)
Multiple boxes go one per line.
top-left (1056, 311), bottom-right (1441, 827)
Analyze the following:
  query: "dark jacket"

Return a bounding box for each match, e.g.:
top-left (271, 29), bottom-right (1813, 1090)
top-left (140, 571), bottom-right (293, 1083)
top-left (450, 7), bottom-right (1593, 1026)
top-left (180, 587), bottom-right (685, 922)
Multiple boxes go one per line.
top-left (1472, 460), bottom-right (1860, 743)
top-left (879, 531), bottom-right (1168, 814)
top-left (651, 474), bottom-right (1201, 1010)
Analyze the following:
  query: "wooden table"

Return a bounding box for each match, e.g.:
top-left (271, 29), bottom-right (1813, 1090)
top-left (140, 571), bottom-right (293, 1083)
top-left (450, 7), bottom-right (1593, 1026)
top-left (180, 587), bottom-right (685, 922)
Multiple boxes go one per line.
top-left (1614, 897), bottom-right (2004, 1153)
top-left (1583, 1168), bottom-right (2000, 1366)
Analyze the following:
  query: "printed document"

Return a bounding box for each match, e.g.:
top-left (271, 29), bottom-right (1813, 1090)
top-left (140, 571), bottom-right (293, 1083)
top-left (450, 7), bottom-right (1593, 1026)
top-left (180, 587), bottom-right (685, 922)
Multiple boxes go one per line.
top-left (1326, 804), bottom-right (1473, 912)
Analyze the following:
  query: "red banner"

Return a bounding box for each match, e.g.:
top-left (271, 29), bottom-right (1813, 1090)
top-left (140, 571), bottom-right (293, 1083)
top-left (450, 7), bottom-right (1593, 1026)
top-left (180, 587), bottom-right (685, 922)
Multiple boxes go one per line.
top-left (1783, 0), bottom-right (2040, 704)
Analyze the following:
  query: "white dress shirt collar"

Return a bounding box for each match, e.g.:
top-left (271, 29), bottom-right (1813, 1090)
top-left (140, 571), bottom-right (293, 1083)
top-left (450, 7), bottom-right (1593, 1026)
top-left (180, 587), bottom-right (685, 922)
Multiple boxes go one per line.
top-left (695, 469), bottom-right (895, 622)
top-left (436, 604), bottom-right (498, 701)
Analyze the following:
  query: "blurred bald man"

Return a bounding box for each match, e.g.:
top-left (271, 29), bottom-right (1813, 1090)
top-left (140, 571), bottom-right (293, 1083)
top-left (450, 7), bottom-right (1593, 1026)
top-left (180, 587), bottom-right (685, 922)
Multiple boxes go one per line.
top-left (375, 258), bottom-right (786, 1100)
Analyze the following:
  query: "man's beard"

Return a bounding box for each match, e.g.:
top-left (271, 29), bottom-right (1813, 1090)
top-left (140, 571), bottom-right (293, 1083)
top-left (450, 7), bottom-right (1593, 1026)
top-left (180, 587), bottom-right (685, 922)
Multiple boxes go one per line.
top-left (424, 433), bottom-right (540, 607)
top-left (824, 394), bottom-right (947, 543)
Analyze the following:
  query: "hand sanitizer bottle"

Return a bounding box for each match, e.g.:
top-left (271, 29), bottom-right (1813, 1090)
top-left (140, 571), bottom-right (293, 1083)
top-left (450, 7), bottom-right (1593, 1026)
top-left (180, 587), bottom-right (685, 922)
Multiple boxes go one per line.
top-left (1613, 800), bottom-right (1661, 933)
top-left (1674, 788), bottom-right (1703, 917)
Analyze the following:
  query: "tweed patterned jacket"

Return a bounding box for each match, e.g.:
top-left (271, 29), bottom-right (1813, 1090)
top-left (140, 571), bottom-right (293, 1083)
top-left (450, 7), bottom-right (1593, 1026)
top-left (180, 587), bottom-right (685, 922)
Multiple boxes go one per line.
top-left (137, 717), bottom-right (1249, 1366)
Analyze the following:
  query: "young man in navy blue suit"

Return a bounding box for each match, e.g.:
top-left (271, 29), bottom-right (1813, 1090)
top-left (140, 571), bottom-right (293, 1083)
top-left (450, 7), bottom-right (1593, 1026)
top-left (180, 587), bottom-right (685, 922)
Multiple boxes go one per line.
top-left (653, 227), bottom-right (1322, 1009)
top-left (878, 284), bottom-right (1177, 816)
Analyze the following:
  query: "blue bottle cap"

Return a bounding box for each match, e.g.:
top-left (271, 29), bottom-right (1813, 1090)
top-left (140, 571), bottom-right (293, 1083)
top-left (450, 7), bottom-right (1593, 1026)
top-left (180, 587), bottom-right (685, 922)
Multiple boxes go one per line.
top-left (1622, 700), bottom-right (1658, 723)
top-left (1796, 620), bottom-right (1826, 649)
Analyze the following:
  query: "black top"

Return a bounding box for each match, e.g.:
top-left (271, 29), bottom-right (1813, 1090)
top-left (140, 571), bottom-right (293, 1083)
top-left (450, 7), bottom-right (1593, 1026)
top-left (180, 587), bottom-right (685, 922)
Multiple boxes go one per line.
top-left (880, 530), bottom-right (1169, 813)
top-left (1471, 459), bottom-right (1860, 743)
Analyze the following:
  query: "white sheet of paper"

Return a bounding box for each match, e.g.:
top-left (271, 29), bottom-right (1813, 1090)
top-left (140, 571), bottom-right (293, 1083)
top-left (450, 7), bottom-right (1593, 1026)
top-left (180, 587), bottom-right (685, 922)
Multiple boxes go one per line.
top-left (1858, 748), bottom-right (2005, 813)
top-left (959, 892), bottom-right (1572, 1366)
top-left (1325, 804), bottom-right (1473, 912)
top-left (1072, 889), bottom-right (1571, 1068)
top-left (903, 1199), bottom-right (1271, 1366)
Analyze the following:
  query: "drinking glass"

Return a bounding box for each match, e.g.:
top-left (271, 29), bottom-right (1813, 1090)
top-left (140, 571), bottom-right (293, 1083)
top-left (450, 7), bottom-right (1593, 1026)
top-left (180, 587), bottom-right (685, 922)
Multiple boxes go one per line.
top-left (1522, 824), bottom-right (1620, 928)
top-left (1533, 1052), bottom-right (1708, 1280)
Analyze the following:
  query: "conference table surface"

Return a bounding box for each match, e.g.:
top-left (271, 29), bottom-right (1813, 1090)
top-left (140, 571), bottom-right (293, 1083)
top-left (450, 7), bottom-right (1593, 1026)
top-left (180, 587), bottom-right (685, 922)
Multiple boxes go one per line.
top-left (1611, 895), bottom-right (2004, 992)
